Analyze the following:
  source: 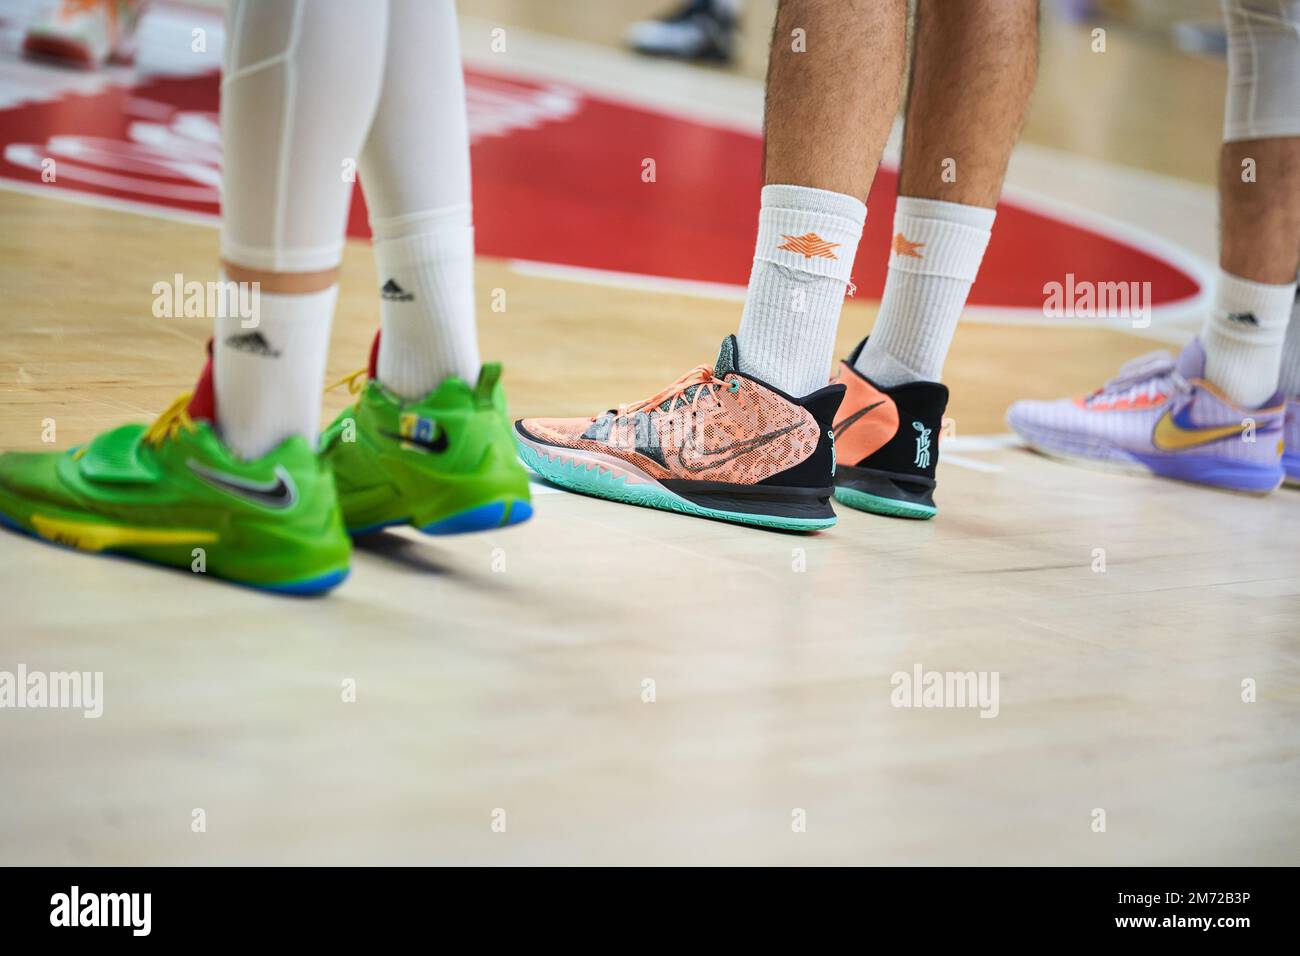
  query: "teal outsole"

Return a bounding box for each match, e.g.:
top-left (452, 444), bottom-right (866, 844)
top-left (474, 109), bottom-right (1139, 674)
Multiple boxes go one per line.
top-left (516, 440), bottom-right (835, 532)
top-left (833, 485), bottom-right (937, 520)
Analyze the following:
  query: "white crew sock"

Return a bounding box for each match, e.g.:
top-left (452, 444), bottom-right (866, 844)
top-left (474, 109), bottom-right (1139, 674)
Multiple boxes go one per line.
top-left (214, 282), bottom-right (337, 460)
top-left (358, 0), bottom-right (480, 400)
top-left (371, 207), bottom-right (480, 399)
top-left (854, 197), bottom-right (995, 387)
top-left (736, 184), bottom-right (867, 396)
top-left (1278, 291), bottom-right (1300, 398)
top-left (1201, 270), bottom-right (1296, 407)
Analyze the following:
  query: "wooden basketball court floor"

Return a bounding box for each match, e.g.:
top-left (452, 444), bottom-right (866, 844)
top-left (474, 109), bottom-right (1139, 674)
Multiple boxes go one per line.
top-left (0, 1), bottom-right (1297, 865)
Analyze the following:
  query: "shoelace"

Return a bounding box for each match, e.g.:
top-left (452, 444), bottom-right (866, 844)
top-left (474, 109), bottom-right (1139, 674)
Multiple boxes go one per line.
top-left (1082, 350), bottom-right (1184, 408)
top-left (142, 393), bottom-right (198, 447)
top-left (614, 365), bottom-right (738, 419)
top-left (327, 367), bottom-right (368, 396)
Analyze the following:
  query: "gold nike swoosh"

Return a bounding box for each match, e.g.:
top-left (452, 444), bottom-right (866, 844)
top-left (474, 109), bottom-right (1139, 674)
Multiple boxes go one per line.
top-left (1151, 410), bottom-right (1244, 451)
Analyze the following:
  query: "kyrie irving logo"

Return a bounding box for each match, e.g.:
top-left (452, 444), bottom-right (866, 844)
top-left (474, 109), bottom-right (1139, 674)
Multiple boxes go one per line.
top-left (912, 421), bottom-right (932, 469)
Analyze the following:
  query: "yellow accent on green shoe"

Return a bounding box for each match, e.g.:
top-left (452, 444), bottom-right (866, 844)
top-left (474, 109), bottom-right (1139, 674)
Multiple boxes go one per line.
top-left (31, 514), bottom-right (218, 551)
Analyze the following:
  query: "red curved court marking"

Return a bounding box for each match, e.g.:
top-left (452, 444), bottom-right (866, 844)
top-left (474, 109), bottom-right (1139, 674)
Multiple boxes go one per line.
top-left (0, 65), bottom-right (1201, 311)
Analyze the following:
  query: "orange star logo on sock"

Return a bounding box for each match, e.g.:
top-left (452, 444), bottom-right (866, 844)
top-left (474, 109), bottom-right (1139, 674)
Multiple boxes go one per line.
top-left (778, 233), bottom-right (839, 259)
top-left (892, 233), bottom-right (925, 258)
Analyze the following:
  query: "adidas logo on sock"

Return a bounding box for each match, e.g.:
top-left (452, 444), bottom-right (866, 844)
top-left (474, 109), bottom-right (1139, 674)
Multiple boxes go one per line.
top-left (381, 279), bottom-right (415, 302)
top-left (224, 331), bottom-right (280, 357)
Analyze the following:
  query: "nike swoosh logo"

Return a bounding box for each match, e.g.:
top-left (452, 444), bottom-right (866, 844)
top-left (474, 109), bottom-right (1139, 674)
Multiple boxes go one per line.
top-left (187, 460), bottom-right (298, 509)
top-left (677, 422), bottom-right (803, 473)
top-left (833, 401), bottom-right (885, 436)
top-left (382, 429), bottom-right (449, 454)
top-left (1151, 410), bottom-right (1245, 451)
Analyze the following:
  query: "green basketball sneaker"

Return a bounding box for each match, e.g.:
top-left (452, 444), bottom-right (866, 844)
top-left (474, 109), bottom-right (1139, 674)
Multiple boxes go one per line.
top-left (0, 385), bottom-right (352, 595)
top-left (320, 353), bottom-right (532, 536)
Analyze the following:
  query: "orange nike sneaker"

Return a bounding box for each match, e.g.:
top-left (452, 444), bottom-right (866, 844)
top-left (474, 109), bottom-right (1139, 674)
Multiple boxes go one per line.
top-left (23, 0), bottom-right (144, 69)
top-left (514, 336), bottom-right (844, 530)
top-left (830, 338), bottom-right (949, 519)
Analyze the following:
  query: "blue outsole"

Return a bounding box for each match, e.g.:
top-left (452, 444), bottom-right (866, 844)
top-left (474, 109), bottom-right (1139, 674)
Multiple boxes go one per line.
top-left (253, 567), bottom-right (350, 595)
top-left (347, 499), bottom-right (533, 537)
top-left (0, 507), bottom-right (348, 596)
top-left (420, 499), bottom-right (533, 534)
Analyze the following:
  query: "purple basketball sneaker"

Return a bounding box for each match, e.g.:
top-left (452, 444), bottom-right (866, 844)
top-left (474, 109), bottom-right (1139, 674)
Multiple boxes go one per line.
top-left (1007, 339), bottom-right (1285, 494)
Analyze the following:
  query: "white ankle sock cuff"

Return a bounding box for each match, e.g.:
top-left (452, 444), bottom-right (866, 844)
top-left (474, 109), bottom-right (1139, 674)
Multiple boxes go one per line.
top-left (1210, 271), bottom-right (1296, 344)
top-left (227, 283), bottom-right (339, 337)
top-left (372, 231), bottom-right (475, 278)
top-left (752, 184), bottom-right (866, 284)
top-left (370, 203), bottom-right (473, 243)
top-left (214, 283), bottom-right (337, 460)
top-left (372, 206), bottom-right (480, 397)
top-left (888, 196), bottom-right (995, 283)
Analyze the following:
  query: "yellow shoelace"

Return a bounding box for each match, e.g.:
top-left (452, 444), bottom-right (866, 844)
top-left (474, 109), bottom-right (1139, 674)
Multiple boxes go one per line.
top-left (327, 368), bottom-right (368, 396)
top-left (139, 369), bottom-right (363, 451)
top-left (143, 393), bottom-right (197, 447)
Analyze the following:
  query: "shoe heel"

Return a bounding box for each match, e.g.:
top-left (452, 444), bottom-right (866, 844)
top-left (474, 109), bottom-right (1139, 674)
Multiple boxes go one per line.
top-left (834, 465), bottom-right (938, 519)
top-left (418, 499), bottom-right (533, 535)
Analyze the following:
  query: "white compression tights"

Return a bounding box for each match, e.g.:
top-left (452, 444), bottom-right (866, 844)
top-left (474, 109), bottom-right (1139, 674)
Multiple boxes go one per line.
top-left (1222, 0), bottom-right (1300, 142)
top-left (360, 0), bottom-right (481, 394)
top-left (220, 0), bottom-right (388, 272)
top-left (216, 0), bottom-right (479, 458)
